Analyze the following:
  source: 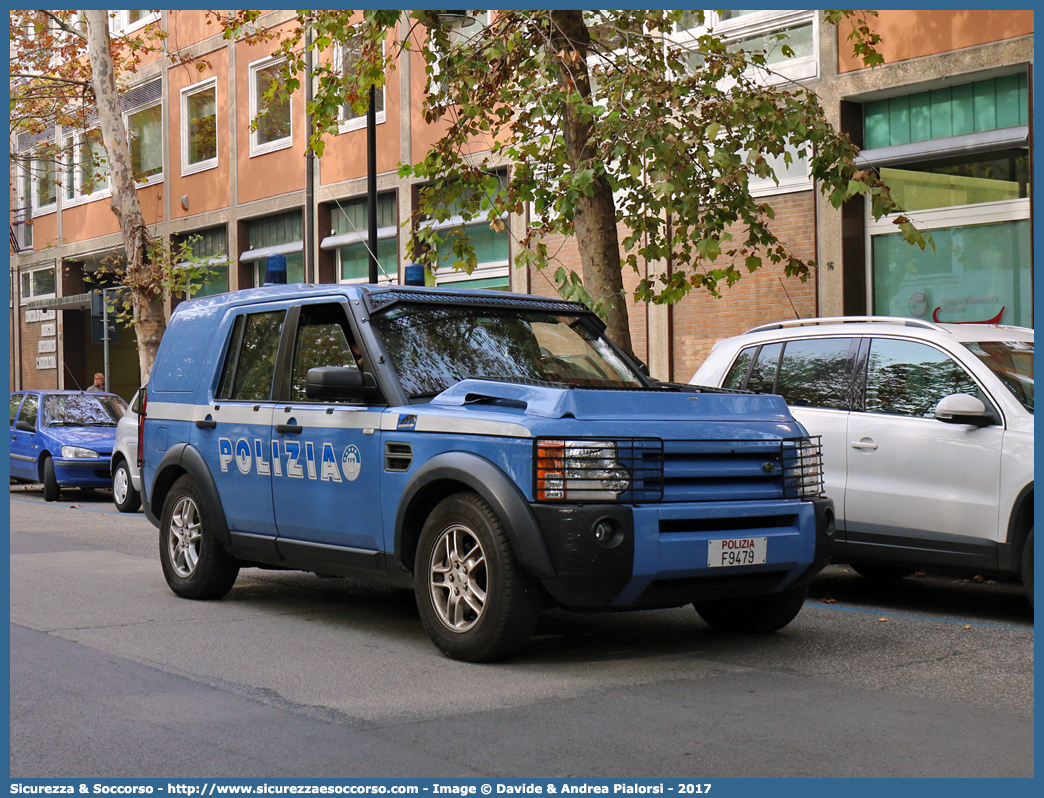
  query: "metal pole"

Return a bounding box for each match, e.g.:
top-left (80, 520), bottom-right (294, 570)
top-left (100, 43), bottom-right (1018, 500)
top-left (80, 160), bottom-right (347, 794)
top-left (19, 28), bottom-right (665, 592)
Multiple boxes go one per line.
top-left (304, 25), bottom-right (315, 283)
top-left (367, 83), bottom-right (378, 284)
top-left (102, 288), bottom-right (110, 392)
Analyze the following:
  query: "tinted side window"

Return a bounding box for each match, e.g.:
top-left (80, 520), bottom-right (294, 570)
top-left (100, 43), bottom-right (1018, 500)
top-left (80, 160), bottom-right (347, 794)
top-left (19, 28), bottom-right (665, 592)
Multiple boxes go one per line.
top-left (865, 338), bottom-right (980, 418)
top-left (290, 304), bottom-right (360, 402)
top-left (747, 342), bottom-right (782, 393)
top-left (221, 311), bottom-right (286, 402)
top-left (776, 337), bottom-right (855, 409)
top-left (11, 395), bottom-right (23, 426)
top-left (17, 394), bottom-right (39, 428)
top-left (722, 347), bottom-right (755, 390)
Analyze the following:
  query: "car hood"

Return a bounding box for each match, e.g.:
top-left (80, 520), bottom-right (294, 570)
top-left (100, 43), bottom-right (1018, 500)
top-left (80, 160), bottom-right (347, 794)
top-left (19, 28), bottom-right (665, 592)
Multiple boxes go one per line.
top-left (44, 426), bottom-right (118, 451)
top-left (423, 379), bottom-right (806, 439)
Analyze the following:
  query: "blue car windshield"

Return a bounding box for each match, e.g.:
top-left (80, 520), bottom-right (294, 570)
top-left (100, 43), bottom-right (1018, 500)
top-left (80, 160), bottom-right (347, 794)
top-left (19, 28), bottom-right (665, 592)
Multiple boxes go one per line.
top-left (42, 394), bottom-right (128, 427)
top-left (372, 305), bottom-right (645, 398)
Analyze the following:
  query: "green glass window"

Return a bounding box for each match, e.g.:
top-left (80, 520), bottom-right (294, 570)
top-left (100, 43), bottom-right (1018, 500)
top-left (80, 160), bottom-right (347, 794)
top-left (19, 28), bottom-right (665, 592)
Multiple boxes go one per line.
top-left (186, 85), bottom-right (217, 165)
top-left (873, 219), bottom-right (1031, 327)
top-left (128, 104), bottom-right (163, 179)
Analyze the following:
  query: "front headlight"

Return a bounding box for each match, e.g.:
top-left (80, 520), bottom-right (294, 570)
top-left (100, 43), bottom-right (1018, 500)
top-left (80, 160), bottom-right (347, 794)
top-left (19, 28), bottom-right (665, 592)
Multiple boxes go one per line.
top-left (782, 437), bottom-right (824, 499)
top-left (536, 439), bottom-right (632, 501)
top-left (61, 445), bottom-right (99, 458)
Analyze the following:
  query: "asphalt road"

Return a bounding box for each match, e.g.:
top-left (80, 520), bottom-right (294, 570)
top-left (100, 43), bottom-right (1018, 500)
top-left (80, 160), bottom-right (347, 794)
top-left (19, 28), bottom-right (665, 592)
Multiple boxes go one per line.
top-left (9, 486), bottom-right (1034, 779)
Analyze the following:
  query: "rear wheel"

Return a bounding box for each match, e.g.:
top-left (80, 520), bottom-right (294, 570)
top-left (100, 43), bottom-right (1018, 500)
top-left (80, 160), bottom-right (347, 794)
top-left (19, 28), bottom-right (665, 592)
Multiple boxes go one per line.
top-left (159, 475), bottom-right (239, 599)
top-left (849, 562), bottom-right (916, 582)
top-left (111, 459), bottom-right (141, 513)
top-left (694, 581), bottom-right (808, 633)
top-left (1022, 527), bottom-right (1033, 607)
top-left (42, 456), bottom-right (60, 502)
top-left (414, 492), bottom-right (541, 661)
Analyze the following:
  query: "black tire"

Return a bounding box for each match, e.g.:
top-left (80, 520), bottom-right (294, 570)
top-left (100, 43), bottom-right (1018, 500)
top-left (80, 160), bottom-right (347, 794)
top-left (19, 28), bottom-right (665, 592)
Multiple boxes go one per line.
top-left (42, 456), bottom-right (60, 502)
top-left (694, 581), bottom-right (809, 633)
top-left (414, 492), bottom-right (541, 662)
top-left (111, 459), bottom-right (142, 513)
top-left (159, 474), bottom-right (239, 600)
top-left (849, 562), bottom-right (916, 582)
top-left (1022, 527), bottom-right (1033, 607)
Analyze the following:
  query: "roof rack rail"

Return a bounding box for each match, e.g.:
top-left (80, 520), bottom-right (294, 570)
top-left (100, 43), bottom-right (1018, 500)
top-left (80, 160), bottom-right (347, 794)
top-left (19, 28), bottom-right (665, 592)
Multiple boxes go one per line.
top-left (744, 316), bottom-right (949, 335)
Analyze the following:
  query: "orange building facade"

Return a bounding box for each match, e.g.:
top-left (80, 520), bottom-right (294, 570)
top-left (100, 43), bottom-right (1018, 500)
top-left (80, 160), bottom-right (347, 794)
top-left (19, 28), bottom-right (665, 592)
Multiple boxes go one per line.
top-left (9, 10), bottom-right (1034, 398)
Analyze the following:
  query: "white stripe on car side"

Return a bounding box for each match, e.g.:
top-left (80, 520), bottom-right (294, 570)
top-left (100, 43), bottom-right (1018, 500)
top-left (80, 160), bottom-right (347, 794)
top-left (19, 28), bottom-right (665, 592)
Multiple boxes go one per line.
top-left (147, 402), bottom-right (531, 438)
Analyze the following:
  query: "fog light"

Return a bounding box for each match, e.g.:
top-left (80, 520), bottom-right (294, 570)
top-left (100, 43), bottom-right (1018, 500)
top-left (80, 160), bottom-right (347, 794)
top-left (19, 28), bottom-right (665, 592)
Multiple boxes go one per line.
top-left (591, 517), bottom-right (622, 549)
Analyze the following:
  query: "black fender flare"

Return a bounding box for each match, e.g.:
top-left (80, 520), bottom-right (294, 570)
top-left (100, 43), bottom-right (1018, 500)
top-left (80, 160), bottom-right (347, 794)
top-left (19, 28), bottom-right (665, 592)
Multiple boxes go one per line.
top-left (394, 451), bottom-right (556, 580)
top-left (1000, 482), bottom-right (1034, 571)
top-left (143, 443), bottom-right (232, 550)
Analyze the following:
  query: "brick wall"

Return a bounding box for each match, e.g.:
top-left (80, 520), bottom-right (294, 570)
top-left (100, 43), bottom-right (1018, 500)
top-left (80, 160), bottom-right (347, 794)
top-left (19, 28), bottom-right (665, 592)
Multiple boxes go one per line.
top-left (17, 308), bottom-right (60, 390)
top-left (671, 190), bottom-right (818, 380)
top-left (524, 190), bottom-right (818, 377)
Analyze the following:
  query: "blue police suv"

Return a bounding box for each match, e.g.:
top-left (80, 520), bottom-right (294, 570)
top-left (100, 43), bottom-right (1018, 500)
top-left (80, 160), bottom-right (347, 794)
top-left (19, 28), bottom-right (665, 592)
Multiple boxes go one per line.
top-left (139, 283), bottom-right (834, 660)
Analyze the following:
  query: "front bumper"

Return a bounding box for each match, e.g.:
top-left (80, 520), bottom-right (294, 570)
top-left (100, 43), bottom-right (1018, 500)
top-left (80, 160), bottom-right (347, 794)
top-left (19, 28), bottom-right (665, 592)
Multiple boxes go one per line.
top-left (54, 457), bottom-right (114, 488)
top-left (531, 497), bottom-right (834, 609)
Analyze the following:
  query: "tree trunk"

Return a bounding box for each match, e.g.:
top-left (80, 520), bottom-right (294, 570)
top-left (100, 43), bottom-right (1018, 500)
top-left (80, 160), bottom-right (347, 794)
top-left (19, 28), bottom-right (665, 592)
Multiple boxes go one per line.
top-left (84, 10), bottom-right (165, 385)
top-left (548, 10), bottom-right (633, 356)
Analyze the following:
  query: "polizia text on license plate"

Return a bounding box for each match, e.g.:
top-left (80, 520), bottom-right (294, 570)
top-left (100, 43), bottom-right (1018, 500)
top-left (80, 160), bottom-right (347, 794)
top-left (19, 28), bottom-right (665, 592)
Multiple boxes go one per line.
top-left (708, 537), bottom-right (768, 567)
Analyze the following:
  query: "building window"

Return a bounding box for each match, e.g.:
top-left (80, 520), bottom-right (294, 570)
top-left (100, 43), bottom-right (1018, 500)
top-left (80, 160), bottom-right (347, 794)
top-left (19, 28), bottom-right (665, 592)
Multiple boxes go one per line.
top-left (249, 56), bottom-right (293, 155)
top-left (31, 151), bottom-right (57, 214)
top-left (866, 75), bottom-right (1032, 328)
top-left (179, 226), bottom-right (229, 298)
top-left (429, 11), bottom-right (490, 103)
top-left (675, 9), bottom-right (817, 85)
top-left (63, 129), bottom-right (110, 204)
top-left (110, 10), bottom-right (159, 35)
top-left (323, 194), bottom-right (398, 283)
top-left (19, 264), bottom-right (56, 304)
top-left (242, 210), bottom-right (305, 286)
top-left (181, 78), bottom-right (218, 175)
top-left (426, 171), bottom-right (510, 291)
top-left (126, 103), bottom-right (163, 184)
top-left (337, 40), bottom-right (386, 133)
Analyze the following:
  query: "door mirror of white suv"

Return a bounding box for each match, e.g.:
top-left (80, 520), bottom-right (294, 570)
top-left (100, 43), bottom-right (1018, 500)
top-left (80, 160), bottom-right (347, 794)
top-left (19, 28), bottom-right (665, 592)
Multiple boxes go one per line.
top-left (934, 393), bottom-right (992, 426)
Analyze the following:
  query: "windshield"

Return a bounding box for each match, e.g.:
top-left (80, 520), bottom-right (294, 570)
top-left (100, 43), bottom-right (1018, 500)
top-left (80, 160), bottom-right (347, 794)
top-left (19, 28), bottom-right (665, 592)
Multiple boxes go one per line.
top-left (962, 340), bottom-right (1034, 413)
top-left (42, 394), bottom-right (128, 427)
top-left (371, 305), bottom-right (645, 398)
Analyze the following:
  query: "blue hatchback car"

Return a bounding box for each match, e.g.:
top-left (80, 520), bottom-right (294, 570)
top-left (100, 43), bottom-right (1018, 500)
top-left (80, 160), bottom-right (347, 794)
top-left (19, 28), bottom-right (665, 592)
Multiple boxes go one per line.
top-left (10, 390), bottom-right (128, 501)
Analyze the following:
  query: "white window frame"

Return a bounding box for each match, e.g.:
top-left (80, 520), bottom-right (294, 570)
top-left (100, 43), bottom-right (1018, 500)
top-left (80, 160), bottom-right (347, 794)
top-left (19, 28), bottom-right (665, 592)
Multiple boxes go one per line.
top-left (19, 264), bottom-right (56, 305)
top-left (124, 101), bottom-right (164, 187)
top-left (248, 55), bottom-right (293, 156)
top-left (336, 41), bottom-right (387, 134)
top-left (30, 149), bottom-right (58, 216)
top-left (673, 9), bottom-right (818, 86)
top-left (865, 197), bottom-right (1031, 315)
top-left (62, 129), bottom-right (112, 207)
top-left (749, 146), bottom-right (812, 197)
top-left (110, 10), bottom-right (159, 36)
top-left (429, 11), bottom-right (491, 106)
top-left (181, 77), bottom-right (219, 176)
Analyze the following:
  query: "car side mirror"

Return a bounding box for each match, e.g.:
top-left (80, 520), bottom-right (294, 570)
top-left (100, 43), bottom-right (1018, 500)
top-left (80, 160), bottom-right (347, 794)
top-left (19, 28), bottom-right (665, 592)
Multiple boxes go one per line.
top-left (15, 419), bottom-right (34, 433)
top-left (934, 393), bottom-right (993, 426)
top-left (305, 367), bottom-right (375, 402)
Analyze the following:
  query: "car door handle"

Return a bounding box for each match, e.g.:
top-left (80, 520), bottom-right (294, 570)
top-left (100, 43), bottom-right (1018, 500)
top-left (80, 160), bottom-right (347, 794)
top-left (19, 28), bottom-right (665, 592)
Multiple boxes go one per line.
top-left (195, 419), bottom-right (217, 429)
top-left (851, 439), bottom-right (878, 450)
top-left (276, 424), bottom-right (303, 434)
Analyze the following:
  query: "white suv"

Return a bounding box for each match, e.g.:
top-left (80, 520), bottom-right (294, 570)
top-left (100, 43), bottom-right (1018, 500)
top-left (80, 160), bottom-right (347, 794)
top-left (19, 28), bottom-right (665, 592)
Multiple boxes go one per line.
top-left (110, 389), bottom-right (142, 513)
top-left (691, 317), bottom-right (1034, 603)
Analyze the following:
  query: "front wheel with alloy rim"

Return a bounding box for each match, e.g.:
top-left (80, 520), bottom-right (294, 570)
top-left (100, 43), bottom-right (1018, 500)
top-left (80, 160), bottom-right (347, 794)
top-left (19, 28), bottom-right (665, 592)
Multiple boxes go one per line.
top-left (111, 459), bottom-right (141, 513)
top-left (414, 492), bottom-right (542, 662)
top-left (159, 474), bottom-right (239, 599)
top-left (694, 581), bottom-right (809, 633)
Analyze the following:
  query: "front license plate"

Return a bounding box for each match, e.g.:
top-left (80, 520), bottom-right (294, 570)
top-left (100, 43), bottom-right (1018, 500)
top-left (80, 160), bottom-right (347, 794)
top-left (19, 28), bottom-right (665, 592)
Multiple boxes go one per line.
top-left (708, 537), bottom-right (768, 567)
